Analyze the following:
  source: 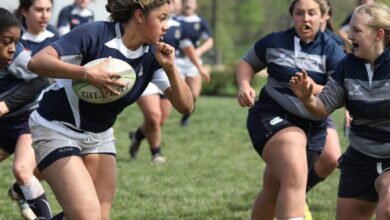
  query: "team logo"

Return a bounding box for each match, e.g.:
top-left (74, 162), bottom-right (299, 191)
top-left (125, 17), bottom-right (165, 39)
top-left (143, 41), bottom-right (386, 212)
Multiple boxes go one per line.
top-left (194, 23), bottom-right (201, 31)
top-left (138, 65), bottom-right (144, 76)
top-left (270, 117), bottom-right (283, 126)
top-left (175, 29), bottom-right (181, 39)
top-left (349, 84), bottom-right (363, 96)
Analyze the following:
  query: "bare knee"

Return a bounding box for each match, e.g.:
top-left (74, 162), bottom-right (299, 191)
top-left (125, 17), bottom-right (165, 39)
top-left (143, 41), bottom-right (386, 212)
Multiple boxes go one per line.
top-left (144, 112), bottom-right (162, 131)
top-left (12, 164), bottom-right (33, 184)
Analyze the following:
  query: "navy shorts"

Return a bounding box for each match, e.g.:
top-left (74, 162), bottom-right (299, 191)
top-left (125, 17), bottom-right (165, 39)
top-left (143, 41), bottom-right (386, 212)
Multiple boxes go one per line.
top-left (338, 147), bottom-right (390, 202)
top-left (0, 111), bottom-right (32, 154)
top-left (326, 117), bottom-right (337, 130)
top-left (247, 94), bottom-right (326, 157)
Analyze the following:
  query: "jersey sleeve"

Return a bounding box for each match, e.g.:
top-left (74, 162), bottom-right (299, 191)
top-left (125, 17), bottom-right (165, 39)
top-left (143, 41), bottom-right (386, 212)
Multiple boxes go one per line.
top-left (325, 39), bottom-right (346, 76)
top-left (7, 43), bottom-right (37, 81)
top-left (200, 17), bottom-right (213, 40)
top-left (242, 33), bottom-right (272, 73)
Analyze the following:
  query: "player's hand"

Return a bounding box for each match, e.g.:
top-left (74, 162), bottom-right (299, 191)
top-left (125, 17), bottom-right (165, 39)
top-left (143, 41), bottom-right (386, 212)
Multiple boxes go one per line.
top-left (289, 69), bottom-right (314, 101)
top-left (0, 101), bottom-right (9, 117)
top-left (198, 65), bottom-right (210, 82)
top-left (237, 83), bottom-right (256, 107)
top-left (85, 57), bottom-right (126, 96)
top-left (154, 42), bottom-right (175, 70)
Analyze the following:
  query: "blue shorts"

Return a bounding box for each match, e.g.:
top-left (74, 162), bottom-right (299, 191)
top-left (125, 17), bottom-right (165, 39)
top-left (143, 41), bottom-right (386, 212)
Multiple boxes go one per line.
top-left (247, 93), bottom-right (327, 157)
top-left (0, 111), bottom-right (32, 154)
top-left (326, 117), bottom-right (337, 130)
top-left (338, 147), bottom-right (390, 202)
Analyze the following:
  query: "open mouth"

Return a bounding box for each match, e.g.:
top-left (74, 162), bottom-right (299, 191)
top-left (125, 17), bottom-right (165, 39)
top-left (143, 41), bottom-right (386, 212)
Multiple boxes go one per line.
top-left (300, 24), bottom-right (311, 31)
top-left (352, 43), bottom-right (359, 49)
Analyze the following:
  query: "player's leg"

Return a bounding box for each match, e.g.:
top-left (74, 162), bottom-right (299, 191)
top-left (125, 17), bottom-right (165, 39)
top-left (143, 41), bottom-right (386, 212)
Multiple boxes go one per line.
top-left (336, 198), bottom-right (375, 220)
top-left (42, 155), bottom-right (101, 220)
top-left (181, 75), bottom-right (201, 126)
top-left (138, 94), bottom-right (165, 162)
top-left (83, 154), bottom-right (117, 220)
top-left (160, 96), bottom-right (172, 125)
top-left (307, 126), bottom-right (341, 192)
top-left (13, 134), bottom-right (52, 219)
top-left (0, 148), bottom-right (10, 162)
top-left (375, 169), bottom-right (390, 219)
top-left (261, 127), bottom-right (308, 219)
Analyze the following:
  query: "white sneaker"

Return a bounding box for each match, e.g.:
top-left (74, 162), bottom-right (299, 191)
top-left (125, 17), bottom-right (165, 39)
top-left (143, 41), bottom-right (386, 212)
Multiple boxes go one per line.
top-left (9, 185), bottom-right (37, 220)
top-left (152, 154), bottom-right (166, 163)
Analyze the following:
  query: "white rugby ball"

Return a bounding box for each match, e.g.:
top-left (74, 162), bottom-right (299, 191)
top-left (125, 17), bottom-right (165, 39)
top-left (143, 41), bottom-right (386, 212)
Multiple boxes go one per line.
top-left (72, 58), bottom-right (136, 104)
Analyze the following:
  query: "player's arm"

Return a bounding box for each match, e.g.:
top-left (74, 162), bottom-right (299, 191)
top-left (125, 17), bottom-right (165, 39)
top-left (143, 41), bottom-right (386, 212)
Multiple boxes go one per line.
top-left (154, 42), bottom-right (194, 114)
top-left (28, 46), bottom-right (124, 95)
top-left (182, 45), bottom-right (210, 82)
top-left (196, 37), bottom-right (213, 57)
top-left (236, 60), bottom-right (256, 107)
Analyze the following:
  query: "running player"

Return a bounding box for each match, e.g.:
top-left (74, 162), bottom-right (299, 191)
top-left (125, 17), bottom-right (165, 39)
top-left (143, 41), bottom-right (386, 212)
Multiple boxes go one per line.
top-left (27, 0), bottom-right (193, 219)
top-left (236, 0), bottom-right (345, 219)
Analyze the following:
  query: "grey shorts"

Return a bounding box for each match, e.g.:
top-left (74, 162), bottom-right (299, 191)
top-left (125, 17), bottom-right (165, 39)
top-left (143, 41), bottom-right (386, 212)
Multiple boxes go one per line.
top-left (29, 111), bottom-right (116, 171)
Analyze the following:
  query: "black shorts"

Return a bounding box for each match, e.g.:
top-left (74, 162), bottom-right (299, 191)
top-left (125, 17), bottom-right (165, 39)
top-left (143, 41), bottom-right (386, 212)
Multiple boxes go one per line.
top-left (247, 95), bottom-right (327, 157)
top-left (0, 111), bottom-right (32, 154)
top-left (338, 147), bottom-right (390, 202)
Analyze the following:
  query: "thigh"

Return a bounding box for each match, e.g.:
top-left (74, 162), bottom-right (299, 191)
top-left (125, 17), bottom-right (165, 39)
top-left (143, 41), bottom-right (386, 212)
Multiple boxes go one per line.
top-left (336, 197), bottom-right (375, 220)
top-left (83, 154), bottom-right (117, 220)
top-left (137, 95), bottom-right (162, 122)
top-left (42, 156), bottom-right (100, 219)
top-left (160, 98), bottom-right (172, 123)
top-left (321, 127), bottom-right (342, 162)
top-left (185, 76), bottom-right (202, 98)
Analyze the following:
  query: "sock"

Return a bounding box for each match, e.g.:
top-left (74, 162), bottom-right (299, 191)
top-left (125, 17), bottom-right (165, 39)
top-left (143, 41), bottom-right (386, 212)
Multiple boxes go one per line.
top-left (306, 168), bottom-right (324, 192)
top-left (181, 114), bottom-right (191, 122)
top-left (135, 127), bottom-right (145, 141)
top-left (20, 176), bottom-right (52, 219)
top-left (12, 182), bottom-right (25, 199)
top-left (150, 146), bottom-right (161, 156)
top-left (51, 212), bottom-right (64, 220)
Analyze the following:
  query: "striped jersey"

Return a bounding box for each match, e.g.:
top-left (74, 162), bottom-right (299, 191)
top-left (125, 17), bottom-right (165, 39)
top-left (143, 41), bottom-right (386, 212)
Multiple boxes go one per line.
top-left (243, 28), bottom-right (345, 120)
top-left (319, 48), bottom-right (390, 158)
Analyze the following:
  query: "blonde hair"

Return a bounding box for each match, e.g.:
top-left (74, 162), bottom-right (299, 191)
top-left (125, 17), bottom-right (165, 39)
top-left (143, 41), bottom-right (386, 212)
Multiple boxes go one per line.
top-left (355, 2), bottom-right (390, 47)
top-left (288, 0), bottom-right (328, 16)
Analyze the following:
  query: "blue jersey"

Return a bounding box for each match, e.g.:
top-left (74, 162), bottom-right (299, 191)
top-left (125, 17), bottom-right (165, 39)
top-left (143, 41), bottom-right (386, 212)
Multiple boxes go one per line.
top-left (173, 14), bottom-right (212, 57)
top-left (319, 48), bottom-right (390, 158)
top-left (37, 21), bottom-right (170, 132)
top-left (20, 25), bottom-right (58, 56)
top-left (0, 43), bottom-right (40, 117)
top-left (324, 28), bottom-right (345, 49)
top-left (57, 4), bottom-right (94, 36)
top-left (243, 28), bottom-right (345, 120)
top-left (163, 18), bottom-right (192, 57)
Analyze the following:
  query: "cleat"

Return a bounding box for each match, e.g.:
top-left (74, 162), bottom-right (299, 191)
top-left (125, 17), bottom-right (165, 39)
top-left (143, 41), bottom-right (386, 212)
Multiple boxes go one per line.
top-left (9, 185), bottom-right (37, 220)
top-left (152, 154), bottom-right (166, 163)
top-left (129, 131), bottom-right (141, 159)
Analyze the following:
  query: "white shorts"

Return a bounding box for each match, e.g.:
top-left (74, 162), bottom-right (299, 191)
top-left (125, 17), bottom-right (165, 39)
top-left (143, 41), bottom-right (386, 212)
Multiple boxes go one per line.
top-left (176, 57), bottom-right (201, 78)
top-left (29, 111), bottom-right (116, 171)
top-left (141, 83), bottom-right (163, 97)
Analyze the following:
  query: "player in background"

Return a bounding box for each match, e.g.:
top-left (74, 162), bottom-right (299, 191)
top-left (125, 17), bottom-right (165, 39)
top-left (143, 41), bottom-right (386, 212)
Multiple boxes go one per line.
top-left (27, 0), bottom-right (193, 219)
top-left (290, 3), bottom-right (390, 219)
top-left (174, 0), bottom-right (212, 126)
top-left (0, 7), bottom-right (52, 220)
top-left (236, 0), bottom-right (345, 219)
top-left (128, 0), bottom-right (208, 163)
top-left (57, 0), bottom-right (94, 37)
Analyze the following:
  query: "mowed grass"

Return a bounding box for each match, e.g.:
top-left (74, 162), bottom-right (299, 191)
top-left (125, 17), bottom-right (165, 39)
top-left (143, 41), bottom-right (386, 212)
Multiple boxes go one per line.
top-left (0, 91), bottom-right (349, 219)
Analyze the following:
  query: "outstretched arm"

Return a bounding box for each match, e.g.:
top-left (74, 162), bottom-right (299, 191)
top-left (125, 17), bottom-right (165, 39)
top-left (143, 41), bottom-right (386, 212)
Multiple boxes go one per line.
top-left (289, 69), bottom-right (329, 118)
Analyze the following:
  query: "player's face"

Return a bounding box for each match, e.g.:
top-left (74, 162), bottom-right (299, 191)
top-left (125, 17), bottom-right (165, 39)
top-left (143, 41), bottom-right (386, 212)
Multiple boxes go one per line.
top-left (0, 26), bottom-right (20, 69)
top-left (22, 0), bottom-right (52, 34)
top-left (141, 3), bottom-right (170, 44)
top-left (348, 12), bottom-right (379, 60)
top-left (292, 0), bottom-right (324, 43)
top-left (182, 0), bottom-right (197, 15)
top-left (75, 0), bottom-right (90, 9)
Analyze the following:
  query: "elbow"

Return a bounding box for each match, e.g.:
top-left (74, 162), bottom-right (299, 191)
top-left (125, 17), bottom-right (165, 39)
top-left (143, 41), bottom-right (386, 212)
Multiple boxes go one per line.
top-left (27, 57), bottom-right (39, 73)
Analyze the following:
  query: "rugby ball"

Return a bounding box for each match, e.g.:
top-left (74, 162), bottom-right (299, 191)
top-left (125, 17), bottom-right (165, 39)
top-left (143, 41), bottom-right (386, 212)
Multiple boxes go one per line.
top-left (72, 58), bottom-right (136, 104)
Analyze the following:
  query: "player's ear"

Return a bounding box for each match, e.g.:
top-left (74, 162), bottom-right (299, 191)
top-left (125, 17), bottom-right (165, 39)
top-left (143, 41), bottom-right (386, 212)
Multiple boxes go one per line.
top-left (134, 9), bottom-right (144, 24)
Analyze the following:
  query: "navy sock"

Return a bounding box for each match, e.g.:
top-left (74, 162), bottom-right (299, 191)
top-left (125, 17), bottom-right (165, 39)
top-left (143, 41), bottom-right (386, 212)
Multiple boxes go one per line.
top-left (135, 127), bottom-right (145, 141)
top-left (150, 147), bottom-right (161, 156)
top-left (306, 168), bottom-right (324, 192)
top-left (27, 193), bottom-right (52, 219)
top-left (51, 212), bottom-right (64, 220)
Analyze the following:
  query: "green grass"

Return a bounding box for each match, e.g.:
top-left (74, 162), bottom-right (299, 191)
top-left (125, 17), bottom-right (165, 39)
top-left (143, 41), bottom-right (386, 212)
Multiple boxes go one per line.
top-left (0, 95), bottom-right (348, 220)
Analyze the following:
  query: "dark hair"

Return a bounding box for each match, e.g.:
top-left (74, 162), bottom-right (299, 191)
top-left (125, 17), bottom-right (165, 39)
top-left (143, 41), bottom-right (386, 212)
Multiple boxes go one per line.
top-left (106, 0), bottom-right (170, 23)
top-left (0, 8), bottom-right (21, 35)
top-left (15, 0), bottom-right (53, 23)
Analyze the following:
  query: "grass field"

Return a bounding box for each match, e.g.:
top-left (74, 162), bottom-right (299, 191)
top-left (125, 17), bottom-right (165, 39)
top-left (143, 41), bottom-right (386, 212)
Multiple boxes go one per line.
top-left (0, 93), bottom-right (349, 220)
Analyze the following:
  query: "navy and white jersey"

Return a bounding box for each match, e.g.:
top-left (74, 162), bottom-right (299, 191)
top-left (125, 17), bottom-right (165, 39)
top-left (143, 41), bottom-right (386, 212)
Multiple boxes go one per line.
top-left (319, 48), bottom-right (390, 158)
top-left (0, 43), bottom-right (40, 117)
top-left (339, 13), bottom-right (353, 33)
top-left (57, 4), bottom-right (94, 36)
top-left (173, 14), bottom-right (212, 57)
top-left (20, 25), bottom-right (58, 56)
top-left (163, 18), bottom-right (192, 57)
top-left (36, 21), bottom-right (170, 133)
top-left (243, 28), bottom-right (345, 120)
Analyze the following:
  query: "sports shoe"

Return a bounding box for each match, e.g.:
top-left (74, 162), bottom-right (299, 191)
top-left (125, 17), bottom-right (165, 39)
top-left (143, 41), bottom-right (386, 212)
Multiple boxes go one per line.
top-left (8, 185), bottom-right (37, 220)
top-left (152, 154), bottom-right (166, 163)
top-left (304, 201), bottom-right (313, 220)
top-left (180, 115), bottom-right (190, 127)
top-left (128, 131), bottom-right (141, 159)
